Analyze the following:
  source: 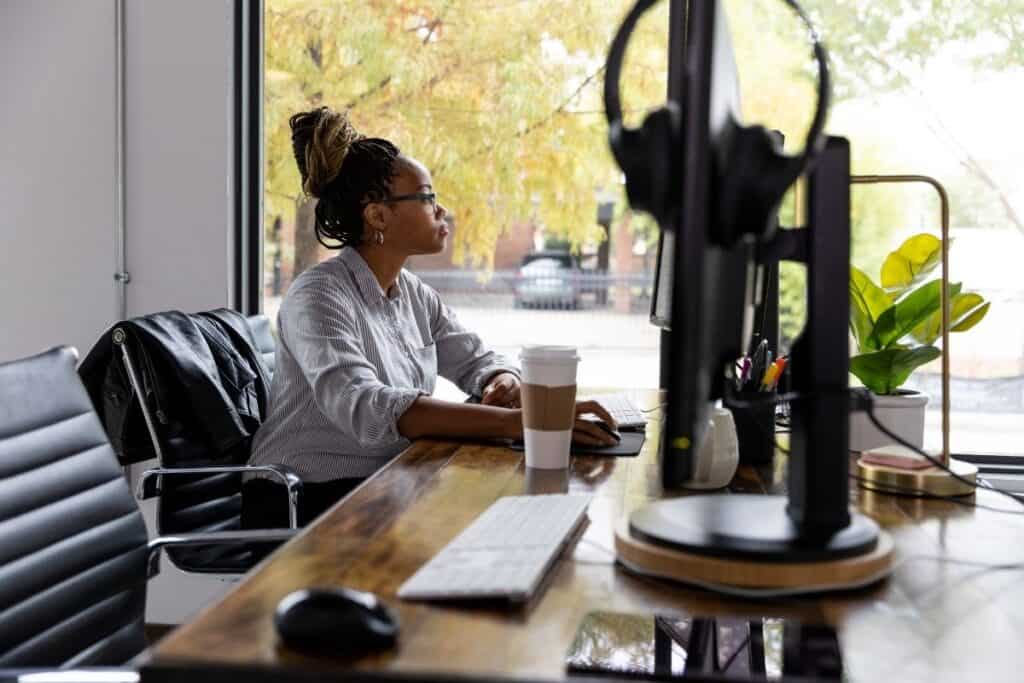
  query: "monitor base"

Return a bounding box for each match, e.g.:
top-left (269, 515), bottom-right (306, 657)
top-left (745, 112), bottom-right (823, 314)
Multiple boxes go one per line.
top-left (615, 495), bottom-right (894, 594)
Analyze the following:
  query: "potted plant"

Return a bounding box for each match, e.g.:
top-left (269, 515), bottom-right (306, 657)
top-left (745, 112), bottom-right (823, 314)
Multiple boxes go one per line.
top-left (848, 233), bottom-right (990, 452)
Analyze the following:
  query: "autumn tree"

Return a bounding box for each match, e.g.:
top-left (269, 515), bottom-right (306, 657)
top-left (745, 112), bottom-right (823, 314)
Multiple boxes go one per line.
top-left (265, 0), bottom-right (670, 285)
top-left (264, 0), bottom-right (1020, 349)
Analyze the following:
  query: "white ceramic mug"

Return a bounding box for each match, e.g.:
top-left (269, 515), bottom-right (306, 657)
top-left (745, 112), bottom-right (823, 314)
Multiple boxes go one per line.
top-left (685, 406), bottom-right (740, 489)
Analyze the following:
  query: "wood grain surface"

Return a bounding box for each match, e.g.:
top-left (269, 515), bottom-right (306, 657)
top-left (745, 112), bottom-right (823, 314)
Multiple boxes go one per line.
top-left (149, 390), bottom-right (1024, 682)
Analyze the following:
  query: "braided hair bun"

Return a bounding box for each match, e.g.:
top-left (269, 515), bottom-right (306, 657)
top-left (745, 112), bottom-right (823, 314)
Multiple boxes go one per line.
top-left (289, 107), bottom-right (364, 199)
top-left (289, 106), bottom-right (402, 248)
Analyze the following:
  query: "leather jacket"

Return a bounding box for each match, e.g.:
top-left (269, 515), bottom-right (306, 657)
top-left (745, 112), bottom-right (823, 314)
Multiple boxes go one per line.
top-left (79, 309), bottom-right (271, 466)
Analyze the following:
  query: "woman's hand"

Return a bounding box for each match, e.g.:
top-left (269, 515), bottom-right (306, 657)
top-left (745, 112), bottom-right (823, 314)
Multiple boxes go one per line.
top-left (571, 400), bottom-right (620, 447)
top-left (481, 372), bottom-right (521, 408)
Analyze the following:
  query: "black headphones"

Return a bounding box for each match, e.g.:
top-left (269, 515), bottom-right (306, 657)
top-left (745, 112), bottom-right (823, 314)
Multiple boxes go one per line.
top-left (604, 0), bottom-right (831, 244)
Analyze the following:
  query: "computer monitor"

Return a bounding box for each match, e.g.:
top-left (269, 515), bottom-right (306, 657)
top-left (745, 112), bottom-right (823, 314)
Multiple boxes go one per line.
top-left (660, 0), bottom-right (754, 486)
top-left (623, 0), bottom-right (883, 574)
top-left (649, 229), bottom-right (674, 330)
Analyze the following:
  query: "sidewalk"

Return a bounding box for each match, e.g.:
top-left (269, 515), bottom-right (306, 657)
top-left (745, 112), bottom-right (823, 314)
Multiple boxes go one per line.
top-left (456, 305), bottom-right (661, 391)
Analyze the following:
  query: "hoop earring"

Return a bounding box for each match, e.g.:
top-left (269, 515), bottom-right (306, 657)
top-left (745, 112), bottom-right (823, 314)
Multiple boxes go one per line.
top-left (375, 230), bottom-right (384, 246)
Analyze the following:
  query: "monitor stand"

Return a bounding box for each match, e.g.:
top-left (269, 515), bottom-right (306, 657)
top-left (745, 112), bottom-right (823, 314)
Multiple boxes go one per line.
top-left (618, 138), bottom-right (894, 593)
top-left (616, 495), bottom-right (893, 592)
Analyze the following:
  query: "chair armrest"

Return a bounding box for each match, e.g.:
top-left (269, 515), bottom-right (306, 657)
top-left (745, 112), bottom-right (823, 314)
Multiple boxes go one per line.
top-left (137, 464), bottom-right (303, 528)
top-left (3, 670), bottom-right (138, 682)
top-left (146, 529), bottom-right (297, 578)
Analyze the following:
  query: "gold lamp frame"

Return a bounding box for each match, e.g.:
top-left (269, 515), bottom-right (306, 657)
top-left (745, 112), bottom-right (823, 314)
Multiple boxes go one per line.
top-left (849, 174), bottom-right (976, 497)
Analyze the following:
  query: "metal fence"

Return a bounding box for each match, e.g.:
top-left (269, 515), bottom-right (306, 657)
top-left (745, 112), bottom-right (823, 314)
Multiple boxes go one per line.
top-left (411, 269), bottom-right (656, 313)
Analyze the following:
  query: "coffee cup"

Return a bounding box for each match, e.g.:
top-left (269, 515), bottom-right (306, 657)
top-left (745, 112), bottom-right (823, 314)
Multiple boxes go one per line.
top-left (519, 345), bottom-right (579, 469)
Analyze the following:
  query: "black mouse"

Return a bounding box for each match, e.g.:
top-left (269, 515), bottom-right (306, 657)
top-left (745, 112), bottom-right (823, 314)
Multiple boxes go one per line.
top-left (274, 586), bottom-right (399, 656)
top-left (586, 418), bottom-right (621, 444)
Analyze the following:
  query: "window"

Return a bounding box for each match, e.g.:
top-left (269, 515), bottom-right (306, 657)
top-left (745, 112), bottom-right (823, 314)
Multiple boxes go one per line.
top-left (727, 0), bottom-right (1024, 456)
top-left (258, 1), bottom-right (1022, 456)
top-left (262, 0), bottom-right (669, 397)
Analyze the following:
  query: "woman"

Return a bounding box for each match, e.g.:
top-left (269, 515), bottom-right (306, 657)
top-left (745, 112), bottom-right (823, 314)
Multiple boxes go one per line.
top-left (244, 106), bottom-right (617, 527)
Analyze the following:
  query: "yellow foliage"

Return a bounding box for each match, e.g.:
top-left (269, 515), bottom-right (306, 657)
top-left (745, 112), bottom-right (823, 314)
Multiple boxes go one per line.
top-left (265, 0), bottom-right (670, 270)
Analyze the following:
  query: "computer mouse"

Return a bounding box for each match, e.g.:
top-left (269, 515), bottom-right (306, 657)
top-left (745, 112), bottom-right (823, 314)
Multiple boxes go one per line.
top-left (592, 420), bottom-right (622, 444)
top-left (274, 586), bottom-right (399, 656)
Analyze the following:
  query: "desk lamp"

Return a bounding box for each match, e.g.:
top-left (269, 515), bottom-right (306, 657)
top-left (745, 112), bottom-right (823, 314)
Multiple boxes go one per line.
top-left (851, 174), bottom-right (977, 496)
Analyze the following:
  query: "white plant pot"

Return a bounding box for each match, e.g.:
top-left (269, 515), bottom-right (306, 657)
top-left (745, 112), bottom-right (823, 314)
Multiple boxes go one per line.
top-left (848, 390), bottom-right (928, 453)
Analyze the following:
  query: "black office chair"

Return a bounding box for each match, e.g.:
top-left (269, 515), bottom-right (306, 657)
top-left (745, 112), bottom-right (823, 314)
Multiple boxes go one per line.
top-left (80, 311), bottom-right (301, 574)
top-left (247, 313), bottom-right (277, 378)
top-left (0, 346), bottom-right (294, 669)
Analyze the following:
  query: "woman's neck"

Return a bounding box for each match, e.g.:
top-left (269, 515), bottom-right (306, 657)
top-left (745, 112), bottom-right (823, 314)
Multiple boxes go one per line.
top-left (355, 245), bottom-right (406, 294)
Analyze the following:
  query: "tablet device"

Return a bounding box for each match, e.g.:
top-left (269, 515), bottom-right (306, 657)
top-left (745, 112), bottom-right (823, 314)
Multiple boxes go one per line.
top-left (565, 610), bottom-right (842, 680)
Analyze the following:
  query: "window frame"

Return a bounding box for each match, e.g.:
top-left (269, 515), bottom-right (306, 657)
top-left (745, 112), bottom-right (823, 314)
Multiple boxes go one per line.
top-left (234, 0), bottom-right (264, 315)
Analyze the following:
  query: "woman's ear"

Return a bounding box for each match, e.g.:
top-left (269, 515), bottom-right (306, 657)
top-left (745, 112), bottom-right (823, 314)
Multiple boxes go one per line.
top-left (363, 202), bottom-right (386, 231)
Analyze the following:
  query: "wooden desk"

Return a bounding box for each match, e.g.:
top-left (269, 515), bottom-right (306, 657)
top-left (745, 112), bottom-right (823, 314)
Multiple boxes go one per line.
top-left (151, 392), bottom-right (1024, 682)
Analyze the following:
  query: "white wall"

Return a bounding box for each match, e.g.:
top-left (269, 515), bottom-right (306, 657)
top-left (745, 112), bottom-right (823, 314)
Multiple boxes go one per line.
top-left (0, 1), bottom-right (118, 362)
top-left (125, 0), bottom-right (235, 316)
top-left (0, 0), bottom-right (235, 362)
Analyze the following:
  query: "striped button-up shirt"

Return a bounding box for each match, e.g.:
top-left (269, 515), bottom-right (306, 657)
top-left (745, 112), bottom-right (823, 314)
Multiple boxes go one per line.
top-left (249, 247), bottom-right (518, 482)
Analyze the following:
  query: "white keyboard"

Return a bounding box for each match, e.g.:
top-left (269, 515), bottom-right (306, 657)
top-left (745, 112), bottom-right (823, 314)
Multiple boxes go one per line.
top-left (594, 392), bottom-right (647, 430)
top-left (398, 494), bottom-right (592, 602)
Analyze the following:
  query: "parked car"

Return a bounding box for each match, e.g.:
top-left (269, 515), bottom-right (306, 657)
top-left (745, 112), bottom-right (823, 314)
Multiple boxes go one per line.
top-left (513, 251), bottom-right (583, 309)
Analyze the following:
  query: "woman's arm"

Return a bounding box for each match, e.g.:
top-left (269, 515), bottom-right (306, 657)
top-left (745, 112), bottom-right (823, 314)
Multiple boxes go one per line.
top-left (397, 398), bottom-right (619, 446)
top-left (398, 397), bottom-right (520, 440)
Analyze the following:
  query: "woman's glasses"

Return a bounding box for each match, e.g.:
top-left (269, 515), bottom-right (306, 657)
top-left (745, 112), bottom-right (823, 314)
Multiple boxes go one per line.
top-left (382, 192), bottom-right (437, 210)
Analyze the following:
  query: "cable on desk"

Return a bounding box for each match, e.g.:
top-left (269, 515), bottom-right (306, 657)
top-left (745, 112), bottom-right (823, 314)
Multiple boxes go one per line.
top-left (849, 473), bottom-right (1024, 516)
top-left (729, 386), bottom-right (1024, 512)
top-left (855, 391), bottom-right (1024, 512)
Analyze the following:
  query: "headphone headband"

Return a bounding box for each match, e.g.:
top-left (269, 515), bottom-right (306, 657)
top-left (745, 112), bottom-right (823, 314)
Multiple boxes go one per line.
top-left (604, 0), bottom-right (832, 227)
top-left (603, 0), bottom-right (659, 169)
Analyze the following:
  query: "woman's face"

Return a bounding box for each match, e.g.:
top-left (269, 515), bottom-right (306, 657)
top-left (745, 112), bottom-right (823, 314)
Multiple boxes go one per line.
top-left (379, 156), bottom-right (449, 256)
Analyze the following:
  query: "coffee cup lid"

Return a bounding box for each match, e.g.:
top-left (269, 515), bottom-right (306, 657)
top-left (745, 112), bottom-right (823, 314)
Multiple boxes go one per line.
top-left (519, 345), bottom-right (580, 362)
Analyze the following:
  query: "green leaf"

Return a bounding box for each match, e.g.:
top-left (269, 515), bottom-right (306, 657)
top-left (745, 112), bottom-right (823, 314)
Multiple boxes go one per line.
top-left (910, 292), bottom-right (989, 344)
top-left (869, 279), bottom-right (961, 350)
top-left (952, 300), bottom-right (991, 333)
top-left (849, 266), bottom-right (892, 351)
top-left (850, 346), bottom-right (941, 395)
top-left (880, 233), bottom-right (942, 293)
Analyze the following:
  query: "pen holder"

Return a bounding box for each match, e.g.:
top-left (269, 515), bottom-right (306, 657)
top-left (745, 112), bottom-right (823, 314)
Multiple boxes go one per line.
top-left (730, 390), bottom-right (776, 466)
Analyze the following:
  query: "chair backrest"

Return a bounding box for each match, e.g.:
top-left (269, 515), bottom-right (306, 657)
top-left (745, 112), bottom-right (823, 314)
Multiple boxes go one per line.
top-left (0, 347), bottom-right (149, 667)
top-left (156, 313), bottom-right (276, 573)
top-left (246, 314), bottom-right (277, 379)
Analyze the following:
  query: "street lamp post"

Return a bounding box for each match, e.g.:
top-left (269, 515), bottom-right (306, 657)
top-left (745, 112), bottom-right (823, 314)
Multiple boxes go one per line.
top-left (596, 200), bottom-right (616, 307)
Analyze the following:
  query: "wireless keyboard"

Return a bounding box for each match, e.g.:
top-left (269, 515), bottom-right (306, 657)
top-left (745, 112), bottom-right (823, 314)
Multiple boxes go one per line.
top-left (593, 392), bottom-right (648, 430)
top-left (397, 494), bottom-right (592, 602)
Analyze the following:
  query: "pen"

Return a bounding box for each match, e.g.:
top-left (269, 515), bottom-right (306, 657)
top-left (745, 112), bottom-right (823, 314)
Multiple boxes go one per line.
top-left (771, 356), bottom-right (788, 390)
top-left (747, 333), bottom-right (761, 360)
top-left (735, 356), bottom-right (751, 390)
top-left (750, 339), bottom-right (768, 387)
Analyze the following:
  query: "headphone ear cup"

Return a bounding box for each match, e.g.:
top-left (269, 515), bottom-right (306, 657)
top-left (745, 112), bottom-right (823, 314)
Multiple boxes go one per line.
top-left (610, 123), bottom-right (654, 220)
top-left (714, 122), bottom-right (804, 247)
top-left (611, 103), bottom-right (682, 224)
top-left (642, 103), bottom-right (682, 224)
